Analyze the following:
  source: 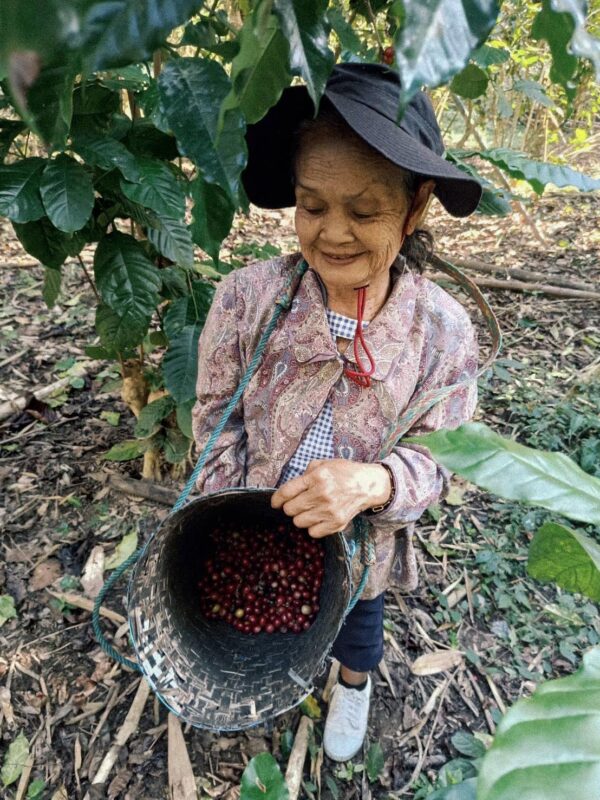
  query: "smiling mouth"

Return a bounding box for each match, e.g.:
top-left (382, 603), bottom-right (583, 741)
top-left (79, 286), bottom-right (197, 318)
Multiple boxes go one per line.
top-left (321, 252), bottom-right (365, 261)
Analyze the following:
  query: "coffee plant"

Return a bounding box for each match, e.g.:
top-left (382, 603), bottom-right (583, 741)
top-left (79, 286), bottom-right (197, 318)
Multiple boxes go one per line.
top-left (1, 0), bottom-right (599, 481)
top-left (1, 5), bottom-right (600, 793)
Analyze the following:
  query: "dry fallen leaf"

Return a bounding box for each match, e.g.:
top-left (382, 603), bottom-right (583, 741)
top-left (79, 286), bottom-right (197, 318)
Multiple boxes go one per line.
top-left (29, 559), bottom-right (62, 591)
top-left (410, 649), bottom-right (464, 676)
top-left (81, 545), bottom-right (105, 598)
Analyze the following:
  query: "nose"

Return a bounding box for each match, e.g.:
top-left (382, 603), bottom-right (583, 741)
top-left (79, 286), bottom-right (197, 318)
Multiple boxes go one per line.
top-left (319, 209), bottom-right (355, 245)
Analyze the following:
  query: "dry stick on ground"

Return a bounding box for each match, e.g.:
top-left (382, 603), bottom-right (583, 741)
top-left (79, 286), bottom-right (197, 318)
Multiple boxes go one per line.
top-left (433, 255), bottom-right (599, 294)
top-left (168, 713), bottom-right (198, 800)
top-left (45, 590), bottom-right (127, 625)
top-left (83, 678), bottom-right (150, 800)
top-left (285, 716), bottom-right (313, 800)
top-left (0, 362), bottom-right (93, 421)
top-left (378, 657), bottom-right (397, 698)
top-left (107, 473), bottom-right (180, 506)
top-left (322, 659), bottom-right (340, 704)
top-left (427, 271), bottom-right (600, 301)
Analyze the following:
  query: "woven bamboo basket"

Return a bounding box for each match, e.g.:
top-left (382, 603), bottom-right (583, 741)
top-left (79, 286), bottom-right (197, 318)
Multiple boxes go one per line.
top-left (128, 488), bottom-right (352, 731)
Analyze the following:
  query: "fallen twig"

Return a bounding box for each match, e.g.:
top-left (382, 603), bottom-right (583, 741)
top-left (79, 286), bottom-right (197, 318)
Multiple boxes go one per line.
top-left (466, 670), bottom-right (495, 733)
top-left (433, 255), bottom-right (598, 293)
top-left (45, 590), bottom-right (126, 625)
top-left (84, 678), bottom-right (150, 799)
top-left (285, 716), bottom-right (313, 800)
top-left (427, 271), bottom-right (600, 301)
top-left (168, 712), bottom-right (198, 800)
top-left (322, 660), bottom-right (340, 704)
top-left (0, 362), bottom-right (93, 422)
top-left (107, 472), bottom-right (180, 506)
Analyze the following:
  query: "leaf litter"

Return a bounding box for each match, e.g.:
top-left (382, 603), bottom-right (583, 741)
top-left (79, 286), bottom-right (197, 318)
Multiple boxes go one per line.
top-left (0, 193), bottom-right (599, 797)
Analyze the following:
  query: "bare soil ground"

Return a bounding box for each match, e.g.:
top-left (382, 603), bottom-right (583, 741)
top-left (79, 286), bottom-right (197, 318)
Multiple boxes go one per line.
top-left (1, 191), bottom-right (599, 800)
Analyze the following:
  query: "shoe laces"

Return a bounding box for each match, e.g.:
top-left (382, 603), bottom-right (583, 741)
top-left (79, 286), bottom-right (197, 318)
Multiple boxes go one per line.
top-left (332, 684), bottom-right (366, 730)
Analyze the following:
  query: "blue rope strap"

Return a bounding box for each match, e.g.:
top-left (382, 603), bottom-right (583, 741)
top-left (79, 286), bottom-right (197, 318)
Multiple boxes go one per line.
top-left (92, 257), bottom-right (373, 666)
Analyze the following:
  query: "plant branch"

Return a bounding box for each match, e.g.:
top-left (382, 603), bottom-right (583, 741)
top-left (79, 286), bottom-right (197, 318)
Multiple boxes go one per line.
top-left (77, 254), bottom-right (101, 302)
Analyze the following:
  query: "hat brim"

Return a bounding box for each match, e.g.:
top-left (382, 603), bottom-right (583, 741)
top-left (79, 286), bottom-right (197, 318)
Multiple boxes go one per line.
top-left (242, 85), bottom-right (482, 218)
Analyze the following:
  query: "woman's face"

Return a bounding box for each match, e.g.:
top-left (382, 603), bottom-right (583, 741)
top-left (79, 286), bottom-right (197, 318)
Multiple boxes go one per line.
top-left (294, 133), bottom-right (424, 294)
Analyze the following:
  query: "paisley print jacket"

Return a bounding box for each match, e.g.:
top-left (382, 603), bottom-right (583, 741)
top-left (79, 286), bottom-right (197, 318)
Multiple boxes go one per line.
top-left (191, 254), bottom-right (478, 598)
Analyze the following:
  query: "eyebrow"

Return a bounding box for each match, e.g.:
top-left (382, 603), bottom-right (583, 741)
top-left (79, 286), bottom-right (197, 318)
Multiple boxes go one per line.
top-left (295, 182), bottom-right (373, 201)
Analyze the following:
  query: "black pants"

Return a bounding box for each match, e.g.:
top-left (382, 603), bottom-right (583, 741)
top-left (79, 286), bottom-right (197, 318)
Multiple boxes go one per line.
top-left (330, 594), bottom-right (384, 672)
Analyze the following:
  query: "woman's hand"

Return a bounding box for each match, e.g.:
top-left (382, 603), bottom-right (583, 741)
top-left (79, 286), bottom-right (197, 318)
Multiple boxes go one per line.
top-left (271, 459), bottom-right (392, 538)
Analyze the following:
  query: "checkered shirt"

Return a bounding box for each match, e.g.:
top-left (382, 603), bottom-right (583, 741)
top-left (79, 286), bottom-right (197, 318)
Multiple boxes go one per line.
top-left (278, 309), bottom-right (369, 484)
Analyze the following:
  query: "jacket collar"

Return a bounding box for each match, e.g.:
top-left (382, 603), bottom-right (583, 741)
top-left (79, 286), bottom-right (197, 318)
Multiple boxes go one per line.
top-left (287, 255), bottom-right (419, 381)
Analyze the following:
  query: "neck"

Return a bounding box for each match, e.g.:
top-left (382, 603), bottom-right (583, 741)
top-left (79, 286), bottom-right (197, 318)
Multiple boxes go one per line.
top-left (325, 271), bottom-right (392, 319)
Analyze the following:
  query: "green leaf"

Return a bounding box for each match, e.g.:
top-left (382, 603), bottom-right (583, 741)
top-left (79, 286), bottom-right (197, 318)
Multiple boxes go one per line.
top-left (513, 78), bottom-right (556, 109)
top-left (98, 65), bottom-right (150, 92)
top-left (135, 395), bottom-right (176, 439)
top-left (40, 155), bottom-right (95, 233)
top-left (477, 647), bottom-right (600, 800)
top-left (120, 157), bottom-right (186, 218)
top-left (393, 0), bottom-right (501, 109)
top-left (80, 0), bottom-right (207, 72)
top-left (13, 217), bottom-right (84, 268)
top-left (176, 398), bottom-right (195, 439)
top-left (71, 81), bottom-right (122, 138)
top-left (26, 778), bottom-right (46, 800)
top-left (160, 266), bottom-right (188, 300)
top-left (190, 177), bottom-right (235, 264)
top-left (105, 529), bottom-right (138, 569)
top-left (0, 595), bottom-right (17, 627)
top-left (273, 0), bottom-right (334, 108)
top-left (428, 779), bottom-right (477, 800)
top-left (240, 752), bottom-right (289, 800)
top-left (470, 44), bottom-right (510, 67)
top-left (451, 731), bottom-right (486, 758)
top-left (42, 266), bottom-right (62, 308)
top-left (123, 119), bottom-right (179, 161)
top-left (366, 742), bottom-right (385, 782)
top-left (1, 731), bottom-right (28, 787)
top-left (100, 410), bottom-right (120, 426)
top-left (163, 280), bottom-right (215, 341)
top-left (225, 11), bottom-right (291, 125)
top-left (164, 427), bottom-right (191, 464)
top-left (158, 58), bottom-right (247, 206)
top-left (446, 150), bottom-right (513, 216)
top-left (95, 303), bottom-right (146, 354)
top-left (407, 422), bottom-right (600, 526)
top-left (0, 158), bottom-right (45, 222)
top-left (556, 0), bottom-right (600, 80)
top-left (299, 694), bottom-right (321, 719)
top-left (327, 8), bottom-right (365, 55)
top-left (450, 63), bottom-right (489, 99)
top-left (72, 134), bottom-right (141, 182)
top-left (104, 438), bottom-right (149, 462)
top-left (22, 64), bottom-right (75, 149)
top-left (94, 231), bottom-right (161, 334)
top-left (147, 216), bottom-right (194, 268)
top-left (163, 324), bottom-right (203, 404)
top-left (454, 147), bottom-right (600, 195)
top-left (528, 522), bottom-right (600, 601)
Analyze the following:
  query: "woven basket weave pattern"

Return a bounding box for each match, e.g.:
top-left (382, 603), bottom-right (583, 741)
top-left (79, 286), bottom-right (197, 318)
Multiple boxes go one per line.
top-left (129, 489), bottom-right (352, 730)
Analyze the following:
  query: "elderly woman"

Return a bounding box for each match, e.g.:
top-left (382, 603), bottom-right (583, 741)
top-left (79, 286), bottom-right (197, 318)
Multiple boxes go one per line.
top-left (191, 63), bottom-right (482, 761)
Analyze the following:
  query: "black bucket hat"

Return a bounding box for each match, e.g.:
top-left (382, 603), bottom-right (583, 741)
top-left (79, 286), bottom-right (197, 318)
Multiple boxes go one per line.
top-left (242, 62), bottom-right (482, 218)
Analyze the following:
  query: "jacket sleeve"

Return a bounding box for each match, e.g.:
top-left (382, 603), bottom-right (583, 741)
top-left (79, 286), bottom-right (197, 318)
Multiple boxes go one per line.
top-left (190, 272), bottom-right (247, 494)
top-left (370, 312), bottom-right (479, 528)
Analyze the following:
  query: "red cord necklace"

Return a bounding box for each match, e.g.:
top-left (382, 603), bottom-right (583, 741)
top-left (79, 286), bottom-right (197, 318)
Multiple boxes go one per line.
top-left (343, 285), bottom-right (376, 388)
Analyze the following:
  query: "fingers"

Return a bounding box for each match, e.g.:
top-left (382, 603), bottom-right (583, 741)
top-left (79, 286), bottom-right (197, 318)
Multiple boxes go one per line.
top-left (271, 474), bottom-right (310, 508)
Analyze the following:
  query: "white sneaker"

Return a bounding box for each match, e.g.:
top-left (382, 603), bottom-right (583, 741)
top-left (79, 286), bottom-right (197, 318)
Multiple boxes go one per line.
top-left (323, 676), bottom-right (371, 762)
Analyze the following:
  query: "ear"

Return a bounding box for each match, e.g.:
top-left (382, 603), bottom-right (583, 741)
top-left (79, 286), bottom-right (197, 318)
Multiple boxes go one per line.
top-left (404, 179), bottom-right (436, 235)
